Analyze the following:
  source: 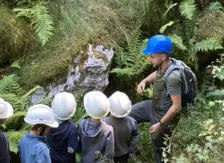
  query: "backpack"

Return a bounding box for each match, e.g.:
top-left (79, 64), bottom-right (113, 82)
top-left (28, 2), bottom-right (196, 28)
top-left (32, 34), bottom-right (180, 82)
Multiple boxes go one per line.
top-left (163, 58), bottom-right (197, 108)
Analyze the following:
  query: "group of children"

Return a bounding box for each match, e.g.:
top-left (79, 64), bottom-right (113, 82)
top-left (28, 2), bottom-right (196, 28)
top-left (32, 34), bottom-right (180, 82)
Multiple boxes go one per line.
top-left (0, 90), bottom-right (139, 163)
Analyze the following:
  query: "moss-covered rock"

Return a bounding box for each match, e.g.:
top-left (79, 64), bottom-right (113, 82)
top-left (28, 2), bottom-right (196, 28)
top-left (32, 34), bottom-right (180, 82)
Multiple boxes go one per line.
top-left (0, 7), bottom-right (36, 62)
top-left (197, 11), bottom-right (224, 42)
top-left (19, 37), bottom-right (89, 87)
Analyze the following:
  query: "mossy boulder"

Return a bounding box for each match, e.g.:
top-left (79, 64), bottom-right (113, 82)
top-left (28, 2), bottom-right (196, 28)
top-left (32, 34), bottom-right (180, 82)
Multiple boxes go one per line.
top-left (0, 7), bottom-right (36, 62)
top-left (197, 11), bottom-right (224, 43)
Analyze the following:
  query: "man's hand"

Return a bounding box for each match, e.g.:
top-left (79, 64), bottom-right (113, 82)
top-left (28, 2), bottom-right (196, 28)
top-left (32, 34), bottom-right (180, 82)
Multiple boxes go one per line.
top-left (149, 122), bottom-right (161, 134)
top-left (137, 80), bottom-right (146, 95)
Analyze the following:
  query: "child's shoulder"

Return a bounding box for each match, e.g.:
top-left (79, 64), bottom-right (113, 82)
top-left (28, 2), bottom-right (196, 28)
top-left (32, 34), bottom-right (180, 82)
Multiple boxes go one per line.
top-left (102, 121), bottom-right (113, 132)
top-left (34, 140), bottom-right (49, 152)
top-left (125, 116), bottom-right (137, 126)
top-left (126, 115), bottom-right (136, 121)
top-left (79, 118), bottom-right (88, 126)
top-left (67, 120), bottom-right (77, 128)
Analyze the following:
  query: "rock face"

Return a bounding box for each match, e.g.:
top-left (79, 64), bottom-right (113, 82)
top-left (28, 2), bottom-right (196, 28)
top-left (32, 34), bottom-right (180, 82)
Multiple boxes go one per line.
top-left (30, 44), bottom-right (114, 104)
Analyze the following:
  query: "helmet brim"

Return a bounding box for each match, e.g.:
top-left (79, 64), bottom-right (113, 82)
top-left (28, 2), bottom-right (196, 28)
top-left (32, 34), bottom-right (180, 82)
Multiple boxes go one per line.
top-left (110, 109), bottom-right (131, 118)
top-left (142, 48), bottom-right (153, 55)
top-left (24, 118), bottom-right (59, 128)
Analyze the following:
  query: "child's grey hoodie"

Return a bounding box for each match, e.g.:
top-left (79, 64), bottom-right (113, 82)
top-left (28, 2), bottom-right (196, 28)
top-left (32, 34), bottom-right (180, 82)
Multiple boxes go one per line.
top-left (79, 118), bottom-right (114, 163)
top-left (104, 115), bottom-right (139, 157)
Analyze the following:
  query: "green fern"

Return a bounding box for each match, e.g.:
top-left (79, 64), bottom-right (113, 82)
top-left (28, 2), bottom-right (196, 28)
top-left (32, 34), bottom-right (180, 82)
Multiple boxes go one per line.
top-left (13, 4), bottom-right (53, 45)
top-left (0, 93), bottom-right (23, 110)
top-left (0, 74), bottom-right (21, 94)
top-left (195, 38), bottom-right (223, 52)
top-left (206, 90), bottom-right (224, 99)
top-left (7, 129), bottom-right (27, 153)
top-left (71, 107), bottom-right (88, 126)
top-left (179, 0), bottom-right (196, 20)
top-left (5, 112), bottom-right (26, 130)
top-left (208, 2), bottom-right (223, 11)
top-left (159, 21), bottom-right (175, 33)
top-left (168, 34), bottom-right (187, 51)
top-left (163, 3), bottom-right (178, 17)
top-left (111, 28), bottom-right (149, 79)
top-left (40, 96), bottom-right (52, 105)
top-left (0, 75), bottom-right (41, 111)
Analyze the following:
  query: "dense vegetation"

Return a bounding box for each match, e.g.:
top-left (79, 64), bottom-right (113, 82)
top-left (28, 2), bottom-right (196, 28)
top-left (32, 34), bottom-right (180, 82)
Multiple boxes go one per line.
top-left (0, 0), bottom-right (224, 162)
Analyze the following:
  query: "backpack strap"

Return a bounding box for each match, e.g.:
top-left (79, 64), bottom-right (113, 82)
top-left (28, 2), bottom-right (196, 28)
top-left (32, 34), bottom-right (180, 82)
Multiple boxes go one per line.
top-left (164, 58), bottom-right (188, 95)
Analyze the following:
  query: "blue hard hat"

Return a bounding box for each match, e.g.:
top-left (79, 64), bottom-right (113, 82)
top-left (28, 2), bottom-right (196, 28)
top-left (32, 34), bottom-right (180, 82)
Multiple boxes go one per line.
top-left (142, 35), bottom-right (172, 55)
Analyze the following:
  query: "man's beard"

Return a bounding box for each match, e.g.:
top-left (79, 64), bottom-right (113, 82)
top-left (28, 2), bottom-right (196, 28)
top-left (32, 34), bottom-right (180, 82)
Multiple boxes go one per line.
top-left (152, 63), bottom-right (161, 69)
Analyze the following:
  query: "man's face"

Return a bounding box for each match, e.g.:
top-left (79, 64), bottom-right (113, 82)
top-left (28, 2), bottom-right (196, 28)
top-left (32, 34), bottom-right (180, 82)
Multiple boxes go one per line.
top-left (148, 53), bottom-right (164, 67)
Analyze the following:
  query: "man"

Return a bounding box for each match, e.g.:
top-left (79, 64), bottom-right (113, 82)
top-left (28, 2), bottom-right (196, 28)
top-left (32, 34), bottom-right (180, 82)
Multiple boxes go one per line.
top-left (129, 35), bottom-right (182, 163)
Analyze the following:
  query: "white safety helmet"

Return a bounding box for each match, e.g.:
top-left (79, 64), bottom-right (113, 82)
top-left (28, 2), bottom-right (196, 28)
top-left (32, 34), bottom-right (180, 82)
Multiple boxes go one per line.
top-left (0, 98), bottom-right (13, 119)
top-left (109, 91), bottom-right (132, 118)
top-left (84, 91), bottom-right (110, 119)
top-left (24, 104), bottom-right (58, 128)
top-left (51, 92), bottom-right (77, 120)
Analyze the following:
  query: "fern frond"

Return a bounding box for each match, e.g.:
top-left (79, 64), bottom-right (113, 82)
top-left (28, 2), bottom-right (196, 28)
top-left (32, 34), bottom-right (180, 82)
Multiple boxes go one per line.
top-left (71, 107), bottom-right (88, 126)
top-left (8, 140), bottom-right (18, 153)
top-left (5, 112), bottom-right (26, 130)
top-left (195, 38), bottom-right (223, 52)
top-left (159, 21), bottom-right (174, 33)
top-left (111, 28), bottom-right (149, 79)
top-left (13, 8), bottom-right (34, 18)
top-left (10, 61), bottom-right (21, 69)
top-left (0, 74), bottom-right (21, 94)
top-left (13, 4), bottom-right (54, 45)
top-left (163, 3), bottom-right (178, 17)
top-left (0, 93), bottom-right (26, 111)
top-left (168, 34), bottom-right (187, 50)
top-left (32, 5), bottom-right (53, 45)
top-left (110, 68), bottom-right (135, 78)
top-left (179, 0), bottom-right (196, 20)
top-left (206, 90), bottom-right (224, 99)
top-left (208, 2), bottom-right (223, 11)
top-left (7, 130), bottom-right (26, 143)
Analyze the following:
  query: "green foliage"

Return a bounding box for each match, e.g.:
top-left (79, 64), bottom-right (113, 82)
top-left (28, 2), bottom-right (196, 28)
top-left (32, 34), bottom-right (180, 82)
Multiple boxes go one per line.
top-left (179, 0), bottom-right (196, 20)
top-left (0, 74), bottom-right (21, 94)
top-left (197, 10), bottom-right (224, 42)
top-left (13, 3), bottom-right (54, 45)
top-left (0, 74), bottom-right (41, 153)
top-left (5, 112), bottom-right (26, 130)
top-left (129, 123), bottom-right (154, 163)
top-left (0, 6), bottom-right (35, 62)
top-left (206, 55), bottom-right (224, 82)
top-left (208, 2), bottom-right (224, 11)
top-left (163, 0), bottom-right (224, 68)
top-left (142, 86), bottom-right (153, 99)
top-left (206, 90), bottom-right (224, 99)
top-left (163, 3), bottom-right (178, 17)
top-left (111, 28), bottom-right (149, 79)
top-left (95, 151), bottom-right (114, 163)
top-left (173, 117), bottom-right (224, 162)
top-left (195, 38), bottom-right (223, 52)
top-left (159, 21), bottom-right (174, 33)
top-left (168, 34), bottom-right (187, 51)
top-left (71, 106), bottom-right (88, 126)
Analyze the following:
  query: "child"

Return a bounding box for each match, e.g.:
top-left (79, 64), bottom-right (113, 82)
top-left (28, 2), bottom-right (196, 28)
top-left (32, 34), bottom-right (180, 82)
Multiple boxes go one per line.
top-left (47, 92), bottom-right (79, 163)
top-left (79, 91), bottom-right (114, 163)
top-left (18, 104), bottom-right (58, 163)
top-left (104, 91), bottom-right (139, 163)
top-left (0, 98), bottom-right (13, 163)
